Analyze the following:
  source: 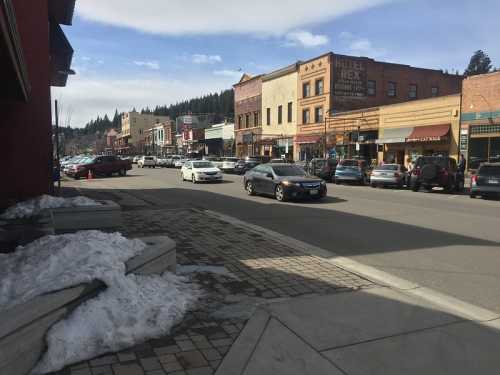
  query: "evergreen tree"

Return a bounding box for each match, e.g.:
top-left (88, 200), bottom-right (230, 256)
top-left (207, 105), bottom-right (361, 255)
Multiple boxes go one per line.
top-left (465, 50), bottom-right (492, 77)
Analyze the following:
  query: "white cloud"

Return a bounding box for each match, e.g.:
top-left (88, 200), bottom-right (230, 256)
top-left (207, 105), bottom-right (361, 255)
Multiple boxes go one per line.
top-left (339, 31), bottom-right (386, 57)
top-left (76, 0), bottom-right (393, 36)
top-left (51, 73), bottom-right (236, 128)
top-left (285, 30), bottom-right (329, 48)
top-left (213, 69), bottom-right (243, 79)
top-left (133, 60), bottom-right (160, 70)
top-left (192, 54), bottom-right (222, 64)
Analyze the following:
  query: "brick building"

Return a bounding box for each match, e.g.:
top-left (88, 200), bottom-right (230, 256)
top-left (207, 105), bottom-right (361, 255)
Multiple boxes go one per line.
top-left (234, 74), bottom-right (263, 158)
top-left (295, 52), bottom-right (463, 160)
top-left (1, 0), bottom-right (75, 208)
top-left (460, 71), bottom-right (500, 170)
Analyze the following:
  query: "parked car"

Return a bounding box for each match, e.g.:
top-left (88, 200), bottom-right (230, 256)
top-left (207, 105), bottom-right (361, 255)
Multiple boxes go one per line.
top-left (181, 160), bottom-right (223, 183)
top-left (308, 158), bottom-right (338, 182)
top-left (138, 156), bottom-right (157, 168)
top-left (470, 163), bottom-right (500, 199)
top-left (244, 164), bottom-right (327, 202)
top-left (166, 155), bottom-right (181, 167)
top-left (221, 157), bottom-right (239, 173)
top-left (270, 158), bottom-right (294, 164)
top-left (410, 156), bottom-right (464, 193)
top-left (334, 159), bottom-right (370, 185)
top-left (204, 156), bottom-right (224, 169)
top-left (66, 155), bottom-right (132, 179)
top-left (157, 157), bottom-right (169, 168)
top-left (370, 164), bottom-right (408, 188)
top-left (235, 159), bottom-right (260, 175)
top-left (174, 158), bottom-right (187, 168)
top-left (132, 155), bottom-right (142, 164)
top-left (246, 155), bottom-right (271, 164)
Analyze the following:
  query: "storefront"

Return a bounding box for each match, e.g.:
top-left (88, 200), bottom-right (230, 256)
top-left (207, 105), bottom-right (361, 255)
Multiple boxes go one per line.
top-left (294, 135), bottom-right (322, 161)
top-left (467, 124), bottom-right (500, 169)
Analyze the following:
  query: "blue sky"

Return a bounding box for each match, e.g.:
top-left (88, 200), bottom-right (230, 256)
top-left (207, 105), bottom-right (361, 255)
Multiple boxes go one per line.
top-left (54, 0), bottom-right (500, 127)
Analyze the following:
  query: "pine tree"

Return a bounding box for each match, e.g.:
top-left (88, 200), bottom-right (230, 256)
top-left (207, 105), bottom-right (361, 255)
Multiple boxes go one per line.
top-left (465, 50), bottom-right (492, 77)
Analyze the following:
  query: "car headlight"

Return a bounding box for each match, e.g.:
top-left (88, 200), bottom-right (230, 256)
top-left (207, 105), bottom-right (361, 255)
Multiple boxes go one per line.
top-left (282, 181), bottom-right (300, 187)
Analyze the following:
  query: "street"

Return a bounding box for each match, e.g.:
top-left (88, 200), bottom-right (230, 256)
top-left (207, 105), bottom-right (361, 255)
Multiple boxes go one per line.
top-left (69, 166), bottom-right (500, 313)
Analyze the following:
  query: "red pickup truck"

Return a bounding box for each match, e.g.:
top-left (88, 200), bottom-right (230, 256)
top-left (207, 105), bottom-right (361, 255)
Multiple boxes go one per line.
top-left (67, 156), bottom-right (132, 180)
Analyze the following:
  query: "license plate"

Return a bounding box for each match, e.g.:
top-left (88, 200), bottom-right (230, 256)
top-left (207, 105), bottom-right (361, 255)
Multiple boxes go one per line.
top-left (488, 180), bottom-right (499, 184)
top-left (309, 190), bottom-right (319, 195)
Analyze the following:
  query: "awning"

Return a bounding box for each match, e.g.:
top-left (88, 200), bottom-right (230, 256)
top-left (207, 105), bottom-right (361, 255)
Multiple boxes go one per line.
top-left (295, 135), bottom-right (321, 144)
top-left (376, 127), bottom-right (414, 144)
top-left (49, 22), bottom-right (74, 87)
top-left (406, 124), bottom-right (450, 143)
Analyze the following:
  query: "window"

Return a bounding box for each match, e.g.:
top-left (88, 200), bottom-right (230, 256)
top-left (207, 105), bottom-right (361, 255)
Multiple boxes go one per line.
top-left (387, 82), bottom-right (397, 97)
top-left (409, 84), bottom-right (418, 99)
top-left (238, 116), bottom-right (242, 129)
top-left (367, 80), bottom-right (376, 96)
top-left (303, 82), bottom-right (311, 98)
top-left (246, 114), bottom-right (250, 128)
top-left (254, 112), bottom-right (259, 127)
top-left (287, 102), bottom-right (293, 123)
top-left (315, 107), bottom-right (324, 123)
top-left (266, 108), bottom-right (271, 125)
top-left (278, 105), bottom-right (283, 124)
top-left (315, 79), bottom-right (324, 95)
top-left (302, 109), bottom-right (310, 124)
top-left (431, 86), bottom-right (439, 97)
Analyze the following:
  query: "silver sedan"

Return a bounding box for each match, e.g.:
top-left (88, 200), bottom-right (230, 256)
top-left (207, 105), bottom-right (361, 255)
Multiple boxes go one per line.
top-left (370, 164), bottom-right (408, 188)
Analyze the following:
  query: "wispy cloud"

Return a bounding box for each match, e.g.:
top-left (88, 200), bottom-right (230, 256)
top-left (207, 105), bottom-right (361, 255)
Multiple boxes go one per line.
top-left (284, 30), bottom-right (329, 48)
top-left (133, 60), bottom-right (160, 70)
top-left (213, 69), bottom-right (243, 79)
top-left (77, 0), bottom-right (393, 36)
top-left (192, 54), bottom-right (222, 64)
top-left (339, 31), bottom-right (386, 57)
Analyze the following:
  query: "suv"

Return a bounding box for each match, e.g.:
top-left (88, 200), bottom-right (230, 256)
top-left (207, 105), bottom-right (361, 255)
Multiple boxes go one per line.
top-left (138, 156), bottom-right (157, 168)
top-left (470, 163), bottom-right (500, 199)
top-left (410, 156), bottom-right (464, 193)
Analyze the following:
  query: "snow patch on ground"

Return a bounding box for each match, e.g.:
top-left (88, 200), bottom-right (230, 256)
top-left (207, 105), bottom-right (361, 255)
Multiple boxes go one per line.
top-left (177, 264), bottom-right (240, 280)
top-left (33, 272), bottom-right (199, 375)
top-left (0, 195), bottom-right (100, 219)
top-left (0, 231), bottom-right (145, 311)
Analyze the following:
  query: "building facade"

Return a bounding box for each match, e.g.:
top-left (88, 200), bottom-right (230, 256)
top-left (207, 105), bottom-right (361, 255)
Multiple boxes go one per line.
top-left (377, 94), bottom-right (461, 165)
top-left (261, 63), bottom-right (299, 159)
top-left (116, 112), bottom-right (170, 154)
top-left (204, 122), bottom-right (235, 156)
top-left (460, 71), bottom-right (500, 170)
top-left (145, 121), bottom-right (176, 156)
top-left (295, 52), bottom-right (463, 160)
top-left (234, 74), bottom-right (263, 158)
top-left (1, 0), bottom-right (75, 208)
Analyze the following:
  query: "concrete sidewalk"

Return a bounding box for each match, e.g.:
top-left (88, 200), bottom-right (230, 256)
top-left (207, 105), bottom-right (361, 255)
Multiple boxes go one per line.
top-left (217, 286), bottom-right (500, 375)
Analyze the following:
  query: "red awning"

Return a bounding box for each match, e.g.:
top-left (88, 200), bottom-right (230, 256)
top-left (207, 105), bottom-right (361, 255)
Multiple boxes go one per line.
top-left (406, 124), bottom-right (450, 142)
top-left (294, 135), bottom-right (322, 144)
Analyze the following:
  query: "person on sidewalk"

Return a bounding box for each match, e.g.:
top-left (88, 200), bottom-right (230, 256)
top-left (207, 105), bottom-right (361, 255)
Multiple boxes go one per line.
top-left (406, 157), bottom-right (414, 187)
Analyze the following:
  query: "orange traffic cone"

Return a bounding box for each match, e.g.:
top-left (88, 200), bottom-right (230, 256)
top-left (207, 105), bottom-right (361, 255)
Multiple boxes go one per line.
top-left (87, 169), bottom-right (93, 180)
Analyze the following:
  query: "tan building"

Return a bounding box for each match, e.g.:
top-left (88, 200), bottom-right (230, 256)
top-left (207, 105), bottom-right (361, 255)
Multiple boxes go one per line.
top-left (261, 63), bottom-right (299, 159)
top-left (377, 94), bottom-right (461, 165)
top-left (117, 112), bottom-right (170, 154)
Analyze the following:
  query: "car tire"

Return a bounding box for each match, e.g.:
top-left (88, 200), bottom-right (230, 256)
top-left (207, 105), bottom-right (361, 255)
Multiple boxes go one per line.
top-left (411, 182), bottom-right (420, 192)
top-left (246, 181), bottom-right (255, 195)
top-left (470, 193), bottom-right (476, 199)
top-left (335, 178), bottom-right (341, 185)
top-left (74, 176), bottom-right (80, 180)
top-left (275, 184), bottom-right (287, 202)
top-left (192, 174), bottom-right (197, 184)
top-left (371, 183), bottom-right (377, 188)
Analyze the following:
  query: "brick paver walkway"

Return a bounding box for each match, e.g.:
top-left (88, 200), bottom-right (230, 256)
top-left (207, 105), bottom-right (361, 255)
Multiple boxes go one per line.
top-left (51, 192), bottom-right (374, 375)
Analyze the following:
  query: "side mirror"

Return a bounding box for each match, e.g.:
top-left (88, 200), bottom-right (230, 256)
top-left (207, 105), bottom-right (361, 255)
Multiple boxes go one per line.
top-left (266, 173), bottom-right (273, 179)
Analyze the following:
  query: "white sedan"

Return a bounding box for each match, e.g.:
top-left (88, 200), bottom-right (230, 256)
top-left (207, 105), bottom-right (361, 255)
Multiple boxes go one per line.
top-left (181, 160), bottom-right (223, 183)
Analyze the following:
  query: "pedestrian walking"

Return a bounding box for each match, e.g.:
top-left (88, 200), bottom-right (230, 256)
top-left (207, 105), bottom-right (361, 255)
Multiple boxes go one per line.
top-left (406, 157), bottom-right (414, 186)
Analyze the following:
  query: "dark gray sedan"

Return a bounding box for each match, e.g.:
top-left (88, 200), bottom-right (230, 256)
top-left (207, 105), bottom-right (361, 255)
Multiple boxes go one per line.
top-left (243, 164), bottom-right (327, 202)
top-left (471, 163), bottom-right (500, 198)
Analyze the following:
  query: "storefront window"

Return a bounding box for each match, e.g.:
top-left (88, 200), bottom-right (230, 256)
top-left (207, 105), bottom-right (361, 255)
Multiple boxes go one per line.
top-left (468, 138), bottom-right (489, 169)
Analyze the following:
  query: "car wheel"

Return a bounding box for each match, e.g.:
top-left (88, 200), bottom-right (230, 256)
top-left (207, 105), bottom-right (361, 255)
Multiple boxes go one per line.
top-left (74, 176), bottom-right (80, 180)
top-left (192, 174), bottom-right (197, 184)
top-left (371, 183), bottom-right (377, 188)
top-left (470, 193), bottom-right (476, 199)
top-left (246, 181), bottom-right (255, 195)
top-left (455, 180), bottom-right (464, 192)
top-left (275, 184), bottom-right (287, 202)
top-left (411, 182), bottom-right (420, 192)
top-left (335, 178), bottom-right (341, 185)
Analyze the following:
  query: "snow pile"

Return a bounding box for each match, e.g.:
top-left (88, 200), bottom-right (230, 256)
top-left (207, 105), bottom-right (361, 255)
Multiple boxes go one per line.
top-left (0, 195), bottom-right (101, 219)
top-left (33, 272), bottom-right (198, 374)
top-left (0, 231), bottom-right (145, 311)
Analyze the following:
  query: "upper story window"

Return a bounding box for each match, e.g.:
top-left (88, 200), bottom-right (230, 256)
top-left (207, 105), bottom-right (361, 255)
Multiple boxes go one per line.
top-left (245, 114), bottom-right (250, 128)
top-left (254, 112), bottom-right (259, 127)
top-left (266, 108), bottom-right (271, 125)
top-left (303, 82), bottom-right (311, 98)
top-left (431, 86), bottom-right (439, 97)
top-left (409, 84), bottom-right (418, 99)
top-left (315, 79), bottom-right (324, 96)
top-left (278, 105), bottom-right (283, 125)
top-left (315, 107), bottom-right (324, 123)
top-left (367, 80), bottom-right (376, 96)
top-left (302, 109), bottom-right (310, 124)
top-left (387, 82), bottom-right (397, 97)
top-left (288, 102), bottom-right (293, 123)
top-left (238, 115), bottom-right (242, 129)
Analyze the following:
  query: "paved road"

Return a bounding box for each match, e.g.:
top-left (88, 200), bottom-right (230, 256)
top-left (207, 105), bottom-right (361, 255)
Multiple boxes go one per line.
top-left (71, 166), bottom-right (500, 313)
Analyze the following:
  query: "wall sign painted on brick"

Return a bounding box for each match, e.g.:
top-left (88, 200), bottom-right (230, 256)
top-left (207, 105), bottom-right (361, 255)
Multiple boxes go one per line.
top-left (334, 58), bottom-right (367, 97)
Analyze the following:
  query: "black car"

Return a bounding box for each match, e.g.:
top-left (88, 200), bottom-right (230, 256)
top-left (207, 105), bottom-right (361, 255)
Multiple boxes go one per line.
top-left (410, 156), bottom-right (464, 193)
top-left (470, 163), bottom-right (500, 199)
top-left (308, 158), bottom-right (338, 182)
top-left (243, 164), bottom-right (327, 202)
top-left (234, 160), bottom-right (260, 175)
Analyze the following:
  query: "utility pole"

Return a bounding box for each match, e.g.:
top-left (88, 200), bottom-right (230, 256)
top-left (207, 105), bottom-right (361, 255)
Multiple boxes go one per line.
top-left (54, 100), bottom-right (61, 192)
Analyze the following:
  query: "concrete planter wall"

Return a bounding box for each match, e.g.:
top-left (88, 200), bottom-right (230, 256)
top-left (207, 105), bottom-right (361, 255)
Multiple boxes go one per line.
top-left (0, 236), bottom-right (176, 375)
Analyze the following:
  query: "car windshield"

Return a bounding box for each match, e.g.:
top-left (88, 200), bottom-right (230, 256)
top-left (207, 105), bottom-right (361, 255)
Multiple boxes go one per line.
top-left (376, 165), bottom-right (399, 171)
top-left (479, 166), bottom-right (500, 176)
top-left (417, 157), bottom-right (448, 168)
top-left (273, 166), bottom-right (306, 177)
top-left (193, 162), bottom-right (214, 168)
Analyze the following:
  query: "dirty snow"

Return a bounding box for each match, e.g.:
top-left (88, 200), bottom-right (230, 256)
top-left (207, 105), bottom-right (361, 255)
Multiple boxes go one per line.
top-left (177, 264), bottom-right (240, 280)
top-left (0, 231), bottom-right (145, 311)
top-left (0, 194), bottom-right (100, 219)
top-left (33, 272), bottom-right (199, 375)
